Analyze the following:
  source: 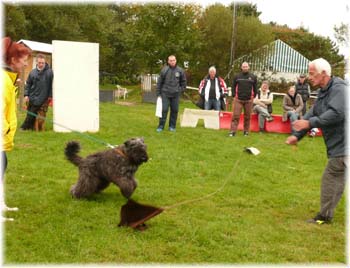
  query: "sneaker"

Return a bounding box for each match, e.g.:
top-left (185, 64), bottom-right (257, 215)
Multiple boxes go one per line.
top-left (156, 128), bottom-right (163, 133)
top-left (228, 132), bottom-right (235, 137)
top-left (259, 128), bottom-right (265, 133)
top-left (169, 127), bottom-right (176, 132)
top-left (267, 116), bottom-right (274, 122)
top-left (306, 213), bottom-right (332, 225)
top-left (243, 131), bottom-right (249, 136)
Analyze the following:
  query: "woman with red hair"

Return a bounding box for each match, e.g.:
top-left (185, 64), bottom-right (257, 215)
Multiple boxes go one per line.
top-left (1, 37), bottom-right (31, 220)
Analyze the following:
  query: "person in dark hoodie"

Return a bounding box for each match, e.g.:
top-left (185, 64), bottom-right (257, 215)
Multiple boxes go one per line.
top-left (229, 62), bottom-right (257, 137)
top-left (286, 58), bottom-right (347, 225)
top-left (20, 53), bottom-right (53, 130)
top-left (156, 55), bottom-right (186, 132)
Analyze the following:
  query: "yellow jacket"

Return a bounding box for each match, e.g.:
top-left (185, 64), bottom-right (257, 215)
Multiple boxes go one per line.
top-left (2, 69), bottom-right (18, 151)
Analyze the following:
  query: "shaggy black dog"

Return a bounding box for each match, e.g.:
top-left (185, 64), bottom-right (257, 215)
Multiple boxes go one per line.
top-left (65, 137), bottom-right (148, 199)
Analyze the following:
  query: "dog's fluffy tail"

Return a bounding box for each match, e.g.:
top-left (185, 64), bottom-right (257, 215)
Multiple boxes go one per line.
top-left (65, 141), bottom-right (83, 166)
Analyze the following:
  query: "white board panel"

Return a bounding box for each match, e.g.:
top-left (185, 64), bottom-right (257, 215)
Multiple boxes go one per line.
top-left (52, 40), bottom-right (99, 132)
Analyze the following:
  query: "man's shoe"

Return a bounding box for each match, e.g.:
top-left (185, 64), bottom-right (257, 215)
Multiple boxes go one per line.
top-left (169, 127), bottom-right (176, 132)
top-left (228, 132), bottom-right (235, 137)
top-left (259, 128), bottom-right (265, 133)
top-left (306, 213), bottom-right (332, 225)
top-left (243, 131), bottom-right (249, 136)
top-left (156, 128), bottom-right (163, 132)
top-left (267, 116), bottom-right (274, 122)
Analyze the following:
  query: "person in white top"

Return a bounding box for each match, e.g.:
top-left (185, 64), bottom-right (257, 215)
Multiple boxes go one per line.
top-left (253, 80), bottom-right (274, 132)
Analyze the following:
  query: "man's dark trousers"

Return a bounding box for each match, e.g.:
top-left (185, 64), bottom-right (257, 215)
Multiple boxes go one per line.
top-left (158, 93), bottom-right (180, 129)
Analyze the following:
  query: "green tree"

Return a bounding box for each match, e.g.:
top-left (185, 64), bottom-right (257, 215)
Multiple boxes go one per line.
top-left (235, 16), bottom-right (274, 60)
top-left (196, 3), bottom-right (269, 82)
top-left (334, 23), bottom-right (349, 47)
top-left (197, 4), bottom-right (232, 78)
top-left (231, 2), bottom-right (261, 17)
top-left (120, 4), bottom-right (202, 75)
top-left (4, 5), bottom-right (28, 40)
top-left (4, 4), bottom-right (116, 79)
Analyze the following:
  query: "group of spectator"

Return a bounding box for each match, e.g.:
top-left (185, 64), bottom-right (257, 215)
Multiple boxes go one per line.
top-left (155, 55), bottom-right (346, 226)
top-left (197, 61), bottom-right (312, 136)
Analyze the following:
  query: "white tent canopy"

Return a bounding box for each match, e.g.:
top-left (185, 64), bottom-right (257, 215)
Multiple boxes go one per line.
top-left (234, 39), bottom-right (310, 75)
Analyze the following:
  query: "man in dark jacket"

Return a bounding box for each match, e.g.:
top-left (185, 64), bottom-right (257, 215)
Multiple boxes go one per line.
top-left (20, 54), bottom-right (53, 130)
top-left (286, 58), bottom-right (347, 225)
top-left (156, 55), bottom-right (186, 132)
top-left (229, 62), bottom-right (257, 136)
top-left (295, 74), bottom-right (311, 116)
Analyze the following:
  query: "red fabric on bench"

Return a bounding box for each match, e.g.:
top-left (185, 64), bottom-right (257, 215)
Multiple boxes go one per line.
top-left (219, 112), bottom-right (291, 133)
top-left (265, 115), bottom-right (291, 133)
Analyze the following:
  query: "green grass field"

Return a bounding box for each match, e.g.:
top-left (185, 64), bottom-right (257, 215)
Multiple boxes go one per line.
top-left (3, 90), bottom-right (346, 265)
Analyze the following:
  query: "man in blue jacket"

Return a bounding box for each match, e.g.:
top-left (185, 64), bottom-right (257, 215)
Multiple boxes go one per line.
top-left (20, 54), bottom-right (53, 131)
top-left (286, 58), bottom-right (347, 225)
top-left (156, 55), bottom-right (186, 132)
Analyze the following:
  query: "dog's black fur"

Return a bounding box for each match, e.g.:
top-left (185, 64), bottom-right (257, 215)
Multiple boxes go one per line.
top-left (65, 137), bottom-right (148, 199)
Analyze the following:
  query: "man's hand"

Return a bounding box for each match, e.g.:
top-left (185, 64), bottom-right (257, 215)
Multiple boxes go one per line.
top-left (255, 100), bottom-right (265, 107)
top-left (285, 135), bottom-right (298, 145)
top-left (292, 119), bottom-right (310, 131)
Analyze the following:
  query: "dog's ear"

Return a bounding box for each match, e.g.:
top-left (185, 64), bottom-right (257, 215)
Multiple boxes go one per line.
top-left (124, 140), bottom-right (131, 148)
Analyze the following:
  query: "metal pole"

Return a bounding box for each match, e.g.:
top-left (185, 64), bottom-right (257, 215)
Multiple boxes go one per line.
top-left (229, 2), bottom-right (237, 70)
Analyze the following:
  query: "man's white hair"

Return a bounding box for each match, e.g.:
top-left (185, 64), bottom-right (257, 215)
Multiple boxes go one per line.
top-left (208, 66), bottom-right (216, 73)
top-left (309, 58), bottom-right (332, 76)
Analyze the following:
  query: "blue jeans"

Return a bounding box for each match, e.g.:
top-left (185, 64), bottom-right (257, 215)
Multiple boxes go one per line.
top-left (1, 151), bottom-right (7, 181)
top-left (253, 105), bottom-right (271, 129)
top-left (287, 111), bottom-right (299, 135)
top-left (158, 93), bottom-right (180, 129)
top-left (204, 99), bottom-right (221, 111)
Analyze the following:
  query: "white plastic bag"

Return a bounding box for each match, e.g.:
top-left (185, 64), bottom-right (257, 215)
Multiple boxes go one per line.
top-left (155, 96), bottom-right (162, 118)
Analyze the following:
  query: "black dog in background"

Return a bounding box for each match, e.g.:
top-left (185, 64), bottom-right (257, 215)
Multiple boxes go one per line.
top-left (65, 137), bottom-right (148, 199)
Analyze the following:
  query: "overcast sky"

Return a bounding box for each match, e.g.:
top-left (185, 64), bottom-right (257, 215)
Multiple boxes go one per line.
top-left (2, 0), bottom-right (349, 56)
top-left (197, 0), bottom-right (349, 56)
top-left (251, 0), bottom-right (348, 40)
top-left (196, 0), bottom-right (349, 37)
